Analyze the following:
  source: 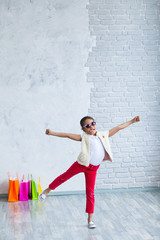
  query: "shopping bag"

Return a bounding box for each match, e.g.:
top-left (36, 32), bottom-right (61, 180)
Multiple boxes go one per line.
top-left (38, 177), bottom-right (42, 195)
top-left (19, 175), bottom-right (29, 201)
top-left (31, 174), bottom-right (38, 200)
top-left (28, 177), bottom-right (32, 199)
top-left (8, 173), bottom-right (19, 202)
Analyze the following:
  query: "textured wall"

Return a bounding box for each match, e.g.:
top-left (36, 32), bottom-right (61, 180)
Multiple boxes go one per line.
top-left (0, 0), bottom-right (160, 195)
top-left (87, 0), bottom-right (160, 189)
top-left (0, 0), bottom-right (94, 194)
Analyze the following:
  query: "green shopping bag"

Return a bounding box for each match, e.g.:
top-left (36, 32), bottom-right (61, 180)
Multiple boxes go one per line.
top-left (31, 174), bottom-right (38, 200)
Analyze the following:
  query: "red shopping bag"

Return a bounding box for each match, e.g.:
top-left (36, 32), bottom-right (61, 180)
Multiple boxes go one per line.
top-left (8, 173), bottom-right (19, 202)
top-left (19, 175), bottom-right (29, 201)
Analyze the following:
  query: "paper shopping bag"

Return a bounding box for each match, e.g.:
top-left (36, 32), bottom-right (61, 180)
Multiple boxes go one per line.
top-left (8, 173), bottom-right (19, 202)
top-left (28, 178), bottom-right (32, 199)
top-left (38, 177), bottom-right (42, 195)
top-left (31, 174), bottom-right (38, 200)
top-left (19, 175), bottom-right (29, 201)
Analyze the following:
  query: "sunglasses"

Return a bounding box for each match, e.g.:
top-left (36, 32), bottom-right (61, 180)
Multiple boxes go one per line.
top-left (83, 121), bottom-right (96, 129)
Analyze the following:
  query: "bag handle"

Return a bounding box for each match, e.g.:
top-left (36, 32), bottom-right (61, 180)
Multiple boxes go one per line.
top-left (7, 172), bottom-right (19, 180)
top-left (16, 172), bottom-right (19, 180)
top-left (7, 172), bottom-right (10, 180)
top-left (21, 174), bottom-right (24, 182)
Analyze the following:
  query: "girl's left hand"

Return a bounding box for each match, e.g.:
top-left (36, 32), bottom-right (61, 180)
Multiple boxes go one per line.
top-left (133, 116), bottom-right (140, 123)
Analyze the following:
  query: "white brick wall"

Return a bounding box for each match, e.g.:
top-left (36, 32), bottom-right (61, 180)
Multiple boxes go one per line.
top-left (87, 0), bottom-right (160, 189)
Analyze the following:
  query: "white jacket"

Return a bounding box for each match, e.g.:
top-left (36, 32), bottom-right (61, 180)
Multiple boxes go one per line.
top-left (77, 131), bottom-right (113, 167)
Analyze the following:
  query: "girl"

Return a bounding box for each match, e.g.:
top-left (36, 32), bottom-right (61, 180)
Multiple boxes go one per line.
top-left (39, 115), bottom-right (140, 229)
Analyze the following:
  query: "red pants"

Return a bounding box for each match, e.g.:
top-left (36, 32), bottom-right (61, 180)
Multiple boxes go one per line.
top-left (49, 161), bottom-right (100, 214)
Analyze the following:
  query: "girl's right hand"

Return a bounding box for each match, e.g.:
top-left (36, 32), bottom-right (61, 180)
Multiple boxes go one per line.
top-left (46, 129), bottom-right (51, 135)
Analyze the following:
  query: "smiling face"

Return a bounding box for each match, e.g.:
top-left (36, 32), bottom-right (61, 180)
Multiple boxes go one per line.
top-left (82, 118), bottom-right (97, 136)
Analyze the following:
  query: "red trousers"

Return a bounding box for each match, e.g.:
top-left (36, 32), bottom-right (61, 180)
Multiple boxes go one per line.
top-left (49, 161), bottom-right (100, 214)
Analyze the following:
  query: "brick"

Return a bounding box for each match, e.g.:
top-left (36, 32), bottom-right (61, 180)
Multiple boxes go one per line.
top-left (136, 162), bottom-right (150, 167)
top-left (96, 87), bottom-right (112, 92)
top-left (151, 161), bottom-right (160, 167)
top-left (87, 56), bottom-right (96, 62)
top-left (108, 92), bottom-right (124, 97)
top-left (128, 183), bottom-right (144, 188)
top-left (144, 182), bottom-right (159, 187)
top-left (135, 177), bottom-right (150, 183)
top-left (95, 56), bottom-right (107, 62)
top-left (102, 71), bottom-right (116, 77)
top-left (115, 20), bottom-right (132, 25)
top-left (88, 51), bottom-right (100, 57)
top-left (108, 173), bottom-right (116, 178)
top-left (131, 172), bottom-right (145, 177)
top-left (126, 9), bottom-right (143, 15)
top-left (90, 97), bottom-right (106, 103)
top-left (144, 0), bottom-right (159, 4)
top-left (90, 66), bottom-right (105, 72)
top-left (116, 35), bottom-right (131, 41)
top-left (90, 103), bottom-right (98, 108)
top-left (90, 0), bottom-right (105, 4)
top-left (150, 176), bottom-right (160, 182)
top-left (98, 15), bottom-right (113, 20)
top-left (100, 20), bottom-right (116, 25)
top-left (85, 61), bottom-right (100, 67)
top-left (94, 82), bottom-right (106, 87)
top-left (145, 14), bottom-right (159, 20)
top-left (88, 108), bottom-right (103, 113)
top-left (116, 173), bottom-right (130, 178)
top-left (111, 9), bottom-right (126, 15)
top-left (87, 72), bottom-right (101, 77)
top-left (119, 178), bottom-right (134, 183)
top-left (87, 4), bottom-right (100, 10)
top-left (89, 19), bottom-right (101, 25)
top-left (96, 184), bottom-right (113, 189)
top-left (104, 178), bottom-right (119, 184)
top-left (88, 9), bottom-right (97, 15)
top-left (114, 168), bottom-right (129, 173)
top-left (99, 4), bottom-right (115, 9)
top-left (98, 168), bottom-right (113, 174)
top-left (112, 184), bottom-right (129, 188)
top-left (108, 25), bottom-right (125, 30)
top-left (88, 0), bottom-right (160, 190)
top-left (121, 162), bottom-right (136, 168)
top-left (145, 170), bottom-right (159, 177)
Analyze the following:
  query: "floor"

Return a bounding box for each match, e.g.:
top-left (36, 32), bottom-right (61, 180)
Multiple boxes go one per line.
top-left (0, 190), bottom-right (160, 240)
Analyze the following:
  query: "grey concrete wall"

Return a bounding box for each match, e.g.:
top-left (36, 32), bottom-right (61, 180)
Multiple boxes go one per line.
top-left (0, 0), bottom-right (94, 194)
top-left (87, 0), bottom-right (160, 189)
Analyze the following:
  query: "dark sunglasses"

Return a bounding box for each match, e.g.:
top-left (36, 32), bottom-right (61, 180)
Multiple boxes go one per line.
top-left (83, 121), bottom-right (96, 129)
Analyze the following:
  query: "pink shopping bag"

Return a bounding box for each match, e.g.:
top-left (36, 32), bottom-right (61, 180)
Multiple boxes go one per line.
top-left (19, 175), bottom-right (29, 201)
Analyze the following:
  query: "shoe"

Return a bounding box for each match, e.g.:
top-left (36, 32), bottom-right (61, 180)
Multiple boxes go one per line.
top-left (88, 221), bottom-right (96, 229)
top-left (38, 191), bottom-right (46, 202)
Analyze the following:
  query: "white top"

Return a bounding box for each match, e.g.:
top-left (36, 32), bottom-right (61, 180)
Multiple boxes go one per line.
top-left (89, 131), bottom-right (109, 166)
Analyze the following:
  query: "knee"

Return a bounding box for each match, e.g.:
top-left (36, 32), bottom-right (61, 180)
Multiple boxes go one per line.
top-left (86, 189), bottom-right (95, 200)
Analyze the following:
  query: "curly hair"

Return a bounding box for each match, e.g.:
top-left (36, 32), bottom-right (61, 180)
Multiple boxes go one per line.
top-left (80, 116), bottom-right (94, 128)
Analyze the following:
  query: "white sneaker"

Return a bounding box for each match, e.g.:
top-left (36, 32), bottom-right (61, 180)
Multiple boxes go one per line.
top-left (88, 221), bottom-right (96, 229)
top-left (38, 191), bottom-right (46, 202)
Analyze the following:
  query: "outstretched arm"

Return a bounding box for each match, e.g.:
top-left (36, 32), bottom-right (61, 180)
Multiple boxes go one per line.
top-left (108, 116), bottom-right (140, 137)
top-left (45, 129), bottom-right (82, 141)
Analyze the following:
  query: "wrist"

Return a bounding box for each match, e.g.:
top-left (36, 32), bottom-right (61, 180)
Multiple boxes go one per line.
top-left (51, 131), bottom-right (56, 136)
top-left (131, 118), bottom-right (135, 124)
